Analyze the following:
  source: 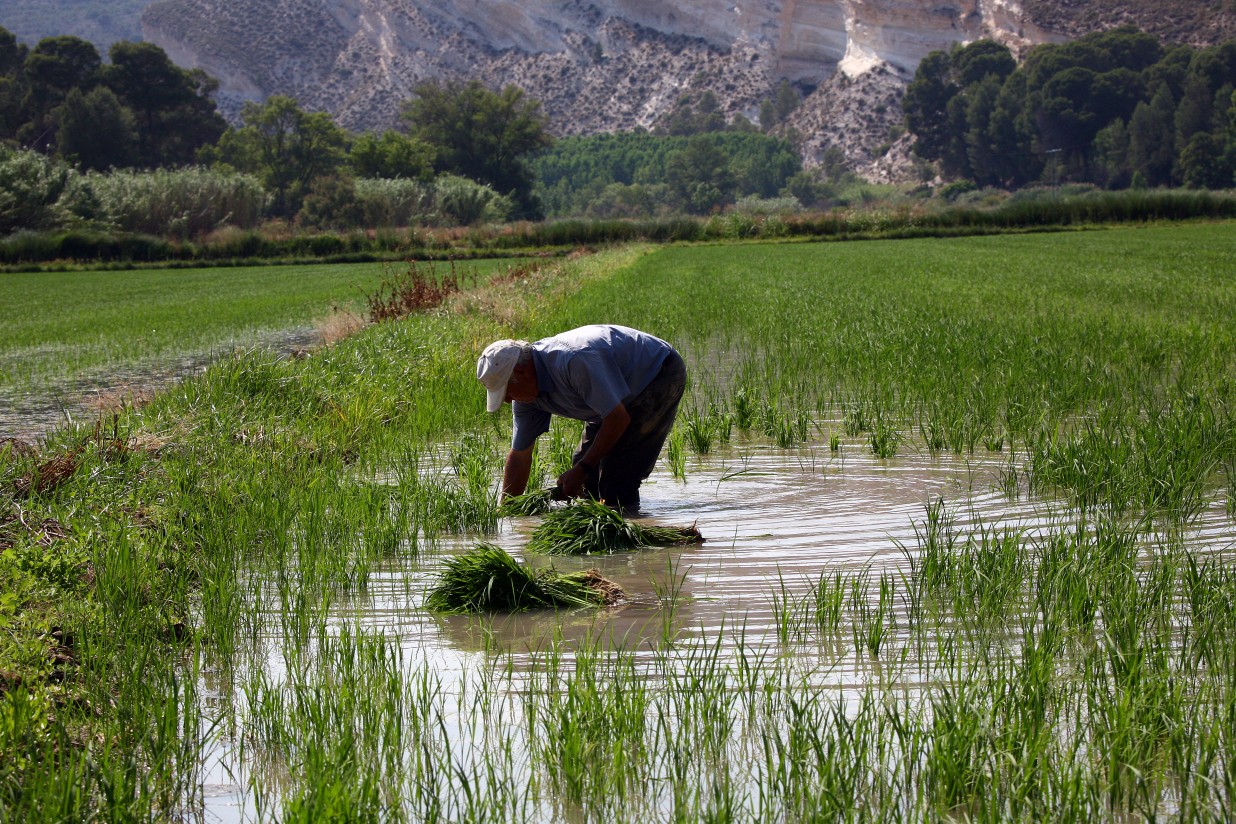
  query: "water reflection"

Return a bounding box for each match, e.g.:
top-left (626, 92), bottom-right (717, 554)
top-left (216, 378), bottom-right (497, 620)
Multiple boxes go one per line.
top-left (199, 438), bottom-right (1235, 821)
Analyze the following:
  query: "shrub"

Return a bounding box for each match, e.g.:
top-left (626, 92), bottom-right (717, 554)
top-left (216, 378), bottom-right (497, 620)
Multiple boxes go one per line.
top-left (0, 149), bottom-right (80, 235)
top-left (354, 177), bottom-right (434, 227)
top-left (435, 175), bottom-right (512, 226)
top-left (85, 167), bottom-right (267, 238)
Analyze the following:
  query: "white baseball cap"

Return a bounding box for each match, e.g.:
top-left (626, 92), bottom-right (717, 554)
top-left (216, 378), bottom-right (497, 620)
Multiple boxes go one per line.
top-left (476, 339), bottom-right (527, 412)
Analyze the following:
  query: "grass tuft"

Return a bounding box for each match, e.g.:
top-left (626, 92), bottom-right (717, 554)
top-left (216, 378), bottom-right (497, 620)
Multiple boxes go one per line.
top-left (526, 498), bottom-right (705, 556)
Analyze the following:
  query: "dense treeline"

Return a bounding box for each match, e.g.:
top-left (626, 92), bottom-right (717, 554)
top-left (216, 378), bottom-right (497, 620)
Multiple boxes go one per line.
top-left (0, 21), bottom-right (811, 237)
top-left (6, 21), bottom-right (1236, 257)
top-left (904, 27), bottom-right (1236, 189)
top-left (0, 28), bottom-right (226, 169)
top-left (532, 131), bottom-right (805, 217)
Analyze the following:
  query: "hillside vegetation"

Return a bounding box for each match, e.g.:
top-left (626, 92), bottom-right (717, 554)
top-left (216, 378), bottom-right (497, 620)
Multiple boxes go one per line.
top-left (0, 0), bottom-right (147, 50)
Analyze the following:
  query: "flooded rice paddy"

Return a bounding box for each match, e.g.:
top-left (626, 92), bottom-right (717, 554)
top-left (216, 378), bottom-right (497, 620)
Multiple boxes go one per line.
top-left (199, 435), bottom-right (1236, 822)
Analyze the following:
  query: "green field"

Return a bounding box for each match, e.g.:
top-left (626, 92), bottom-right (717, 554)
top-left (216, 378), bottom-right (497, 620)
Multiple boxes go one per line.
top-left (2, 225), bottom-right (1236, 820)
top-left (0, 258), bottom-right (514, 398)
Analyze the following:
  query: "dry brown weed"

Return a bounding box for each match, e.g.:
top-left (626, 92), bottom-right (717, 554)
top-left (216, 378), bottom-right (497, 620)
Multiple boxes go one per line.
top-left (315, 306), bottom-right (368, 344)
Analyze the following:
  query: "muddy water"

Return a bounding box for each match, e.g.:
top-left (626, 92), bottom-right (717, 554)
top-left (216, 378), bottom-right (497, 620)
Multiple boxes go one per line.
top-left (199, 440), bottom-right (1236, 822)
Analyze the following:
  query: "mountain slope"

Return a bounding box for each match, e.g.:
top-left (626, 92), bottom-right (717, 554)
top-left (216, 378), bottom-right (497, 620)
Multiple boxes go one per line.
top-left (139, 0), bottom-right (1233, 169)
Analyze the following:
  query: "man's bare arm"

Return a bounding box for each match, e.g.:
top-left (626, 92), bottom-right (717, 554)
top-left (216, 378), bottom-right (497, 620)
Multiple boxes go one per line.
top-left (558, 403), bottom-right (631, 498)
top-left (502, 446), bottom-right (534, 499)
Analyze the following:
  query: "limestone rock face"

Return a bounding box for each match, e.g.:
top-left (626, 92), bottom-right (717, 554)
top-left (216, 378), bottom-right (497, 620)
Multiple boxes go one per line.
top-left (139, 0), bottom-right (1232, 169)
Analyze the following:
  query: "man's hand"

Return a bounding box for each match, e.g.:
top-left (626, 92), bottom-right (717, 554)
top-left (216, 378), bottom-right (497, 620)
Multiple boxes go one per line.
top-left (557, 462), bottom-right (594, 499)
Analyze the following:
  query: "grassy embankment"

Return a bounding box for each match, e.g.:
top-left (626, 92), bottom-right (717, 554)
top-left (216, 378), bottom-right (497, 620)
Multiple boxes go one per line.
top-left (2, 224), bottom-right (1235, 819)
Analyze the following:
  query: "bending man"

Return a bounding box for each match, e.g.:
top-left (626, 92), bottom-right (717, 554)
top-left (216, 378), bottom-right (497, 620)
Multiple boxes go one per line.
top-left (477, 324), bottom-right (686, 512)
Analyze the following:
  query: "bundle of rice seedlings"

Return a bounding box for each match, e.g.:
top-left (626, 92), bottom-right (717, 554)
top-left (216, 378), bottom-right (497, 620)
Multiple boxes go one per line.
top-left (424, 543), bottom-right (624, 613)
top-left (498, 487), bottom-right (557, 516)
top-left (526, 498), bottom-right (704, 556)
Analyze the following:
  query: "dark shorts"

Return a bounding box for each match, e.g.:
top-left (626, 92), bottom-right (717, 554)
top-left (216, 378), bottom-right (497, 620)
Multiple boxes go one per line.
top-left (573, 350), bottom-right (686, 511)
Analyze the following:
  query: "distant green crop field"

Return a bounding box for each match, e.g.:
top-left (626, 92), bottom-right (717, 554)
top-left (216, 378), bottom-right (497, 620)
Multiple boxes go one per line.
top-left (0, 259), bottom-right (511, 394)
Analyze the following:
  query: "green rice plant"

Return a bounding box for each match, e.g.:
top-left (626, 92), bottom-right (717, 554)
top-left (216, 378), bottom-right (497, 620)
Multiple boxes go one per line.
top-left (731, 385), bottom-right (757, 431)
top-left (526, 499), bottom-right (704, 555)
top-left (920, 415), bottom-right (947, 454)
top-left (544, 420), bottom-right (582, 477)
top-left (707, 403), bottom-right (734, 444)
top-left (665, 428), bottom-right (687, 479)
top-left (869, 422), bottom-right (900, 459)
top-left (651, 556), bottom-right (690, 645)
top-left (450, 433), bottom-right (498, 500)
top-left (850, 571), bottom-right (895, 657)
top-left (423, 543), bottom-right (622, 612)
top-left (769, 572), bottom-right (813, 645)
top-left (813, 568), bottom-right (848, 635)
top-left (683, 409), bottom-right (713, 454)
top-left (844, 399), bottom-right (873, 436)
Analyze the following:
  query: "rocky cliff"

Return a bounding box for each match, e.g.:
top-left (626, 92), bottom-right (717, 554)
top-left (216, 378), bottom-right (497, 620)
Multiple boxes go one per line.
top-left (140, 0), bottom-right (1235, 171)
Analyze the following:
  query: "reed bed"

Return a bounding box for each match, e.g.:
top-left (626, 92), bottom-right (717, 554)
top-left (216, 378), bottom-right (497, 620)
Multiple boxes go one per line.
top-left (424, 543), bottom-right (624, 612)
top-left (526, 498), bottom-right (705, 555)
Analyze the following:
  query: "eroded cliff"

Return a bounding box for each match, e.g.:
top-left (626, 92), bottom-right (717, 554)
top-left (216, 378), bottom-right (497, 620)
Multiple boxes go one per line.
top-left (140, 0), bottom-right (1234, 170)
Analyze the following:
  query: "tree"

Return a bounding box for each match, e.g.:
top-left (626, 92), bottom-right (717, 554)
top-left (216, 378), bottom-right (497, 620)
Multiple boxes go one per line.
top-left (56, 86), bottom-right (137, 170)
top-left (964, 75), bottom-right (1003, 186)
top-left (349, 130), bottom-right (435, 180)
top-left (1128, 84), bottom-right (1178, 186)
top-left (904, 51), bottom-right (959, 162)
top-left (0, 26), bottom-right (25, 76)
top-left (20, 36), bottom-right (102, 152)
top-left (0, 147), bottom-right (76, 233)
top-left (666, 134), bottom-right (735, 214)
top-left (23, 36), bottom-right (100, 98)
top-left (402, 80), bottom-right (551, 219)
top-left (986, 73), bottom-right (1039, 186)
top-left (953, 40), bottom-right (1017, 86)
top-left (774, 79), bottom-right (800, 123)
top-left (1092, 119), bottom-right (1132, 188)
top-left (103, 42), bottom-right (226, 167)
top-left (297, 174), bottom-right (363, 229)
top-left (209, 95), bottom-right (348, 217)
top-left (1178, 132), bottom-right (1229, 188)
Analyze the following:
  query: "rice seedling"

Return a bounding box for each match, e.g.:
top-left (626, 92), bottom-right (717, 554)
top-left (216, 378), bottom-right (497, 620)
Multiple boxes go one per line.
top-left (497, 487), bottom-right (558, 516)
top-left (683, 409), bottom-right (714, 454)
top-left (664, 428), bottom-right (687, 479)
top-left (731, 385), bottom-right (758, 431)
top-left (525, 498), bottom-right (704, 555)
top-left (424, 543), bottom-right (623, 612)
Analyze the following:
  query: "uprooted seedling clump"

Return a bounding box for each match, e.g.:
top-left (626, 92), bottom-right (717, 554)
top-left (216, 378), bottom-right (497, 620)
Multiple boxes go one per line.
top-left (526, 498), bottom-right (704, 556)
top-left (424, 543), bottom-right (624, 613)
top-left (498, 487), bottom-right (559, 516)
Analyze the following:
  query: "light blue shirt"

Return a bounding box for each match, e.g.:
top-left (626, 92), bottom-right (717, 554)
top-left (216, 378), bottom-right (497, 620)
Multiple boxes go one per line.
top-left (511, 325), bottom-right (673, 451)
